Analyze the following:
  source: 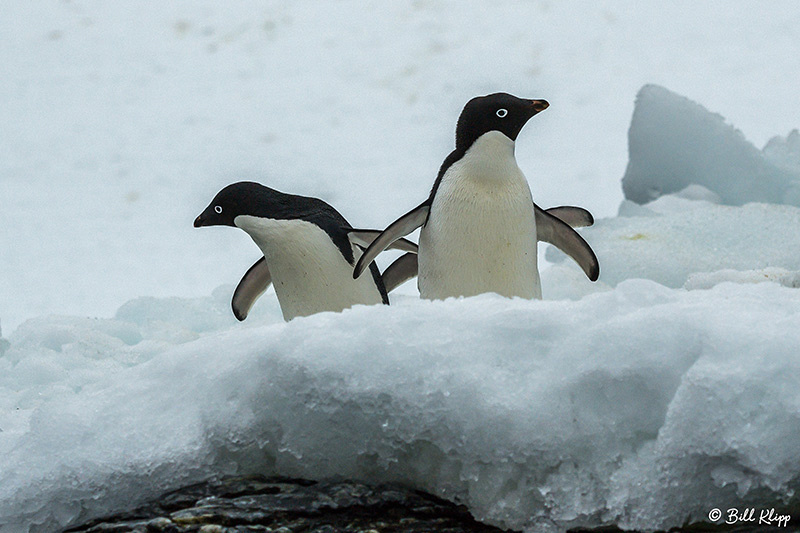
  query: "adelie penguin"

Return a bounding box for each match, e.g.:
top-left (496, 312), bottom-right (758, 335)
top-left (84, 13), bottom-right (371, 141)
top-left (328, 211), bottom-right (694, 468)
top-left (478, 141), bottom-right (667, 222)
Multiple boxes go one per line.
top-left (195, 182), bottom-right (418, 321)
top-left (354, 93), bottom-right (599, 299)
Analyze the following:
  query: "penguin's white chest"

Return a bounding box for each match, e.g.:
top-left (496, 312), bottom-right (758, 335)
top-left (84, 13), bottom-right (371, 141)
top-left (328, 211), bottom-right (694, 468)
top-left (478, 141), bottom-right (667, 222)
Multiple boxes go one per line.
top-left (418, 131), bottom-right (541, 300)
top-left (234, 216), bottom-right (383, 320)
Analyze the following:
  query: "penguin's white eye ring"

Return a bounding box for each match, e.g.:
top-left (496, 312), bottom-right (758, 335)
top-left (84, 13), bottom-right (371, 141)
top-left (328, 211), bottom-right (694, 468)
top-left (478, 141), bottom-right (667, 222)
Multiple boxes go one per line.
top-left (214, 205), bottom-right (223, 214)
top-left (496, 108), bottom-right (508, 118)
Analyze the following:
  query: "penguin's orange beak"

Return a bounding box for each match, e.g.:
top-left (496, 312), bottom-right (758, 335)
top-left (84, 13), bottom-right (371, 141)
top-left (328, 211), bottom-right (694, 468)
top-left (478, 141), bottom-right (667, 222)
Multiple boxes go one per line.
top-left (530, 99), bottom-right (549, 113)
top-left (194, 214), bottom-right (206, 227)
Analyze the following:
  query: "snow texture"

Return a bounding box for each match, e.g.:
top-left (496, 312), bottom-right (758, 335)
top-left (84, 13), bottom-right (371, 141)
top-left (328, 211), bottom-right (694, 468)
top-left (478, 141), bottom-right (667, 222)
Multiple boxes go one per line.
top-left (5, 185), bottom-right (800, 532)
top-left (2, 284), bottom-right (800, 533)
top-left (546, 193), bottom-right (800, 290)
top-left (764, 129), bottom-right (800, 174)
top-left (685, 267), bottom-right (800, 291)
top-left (622, 85), bottom-right (800, 206)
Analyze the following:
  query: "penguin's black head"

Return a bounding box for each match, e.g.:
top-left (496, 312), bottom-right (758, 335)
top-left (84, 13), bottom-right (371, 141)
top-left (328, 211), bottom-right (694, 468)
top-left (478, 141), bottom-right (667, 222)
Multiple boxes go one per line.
top-left (455, 92), bottom-right (549, 151)
top-left (194, 181), bottom-right (350, 233)
top-left (194, 181), bottom-right (279, 228)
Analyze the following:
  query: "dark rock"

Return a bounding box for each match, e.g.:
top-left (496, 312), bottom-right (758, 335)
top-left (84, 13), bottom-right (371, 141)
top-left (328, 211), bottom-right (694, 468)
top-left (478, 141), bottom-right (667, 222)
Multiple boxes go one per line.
top-left (64, 476), bottom-right (800, 533)
top-left (65, 475), bottom-right (514, 533)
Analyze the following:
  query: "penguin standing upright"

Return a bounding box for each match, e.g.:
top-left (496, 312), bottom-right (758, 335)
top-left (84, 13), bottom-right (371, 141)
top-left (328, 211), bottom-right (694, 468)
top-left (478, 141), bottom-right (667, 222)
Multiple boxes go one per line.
top-left (195, 182), bottom-right (417, 321)
top-left (353, 93), bottom-right (598, 299)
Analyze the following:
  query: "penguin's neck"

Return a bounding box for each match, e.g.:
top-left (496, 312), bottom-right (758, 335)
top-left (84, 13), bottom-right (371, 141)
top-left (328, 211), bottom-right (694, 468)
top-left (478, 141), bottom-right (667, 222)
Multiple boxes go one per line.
top-left (442, 131), bottom-right (532, 202)
top-left (234, 216), bottom-right (340, 264)
top-left (453, 131), bottom-right (521, 187)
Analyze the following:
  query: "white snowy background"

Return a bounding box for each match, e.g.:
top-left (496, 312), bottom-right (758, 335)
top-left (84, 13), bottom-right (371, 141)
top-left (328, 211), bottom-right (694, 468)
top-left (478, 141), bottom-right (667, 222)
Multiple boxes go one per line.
top-left (2, 2), bottom-right (800, 532)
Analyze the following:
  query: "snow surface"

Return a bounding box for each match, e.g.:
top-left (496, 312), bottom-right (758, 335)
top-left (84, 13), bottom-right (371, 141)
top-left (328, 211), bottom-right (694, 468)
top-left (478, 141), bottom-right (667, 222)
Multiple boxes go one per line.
top-left (545, 193), bottom-right (800, 290)
top-left (3, 1), bottom-right (800, 330)
top-left (764, 129), bottom-right (800, 174)
top-left (3, 3), bottom-right (800, 533)
top-left (2, 284), bottom-right (800, 533)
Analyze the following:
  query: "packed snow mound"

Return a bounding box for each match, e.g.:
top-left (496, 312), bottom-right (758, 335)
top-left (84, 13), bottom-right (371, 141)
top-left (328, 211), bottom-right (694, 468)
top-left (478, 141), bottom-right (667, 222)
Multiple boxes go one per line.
top-left (764, 129), bottom-right (800, 174)
top-left (621, 85), bottom-right (800, 206)
top-left (545, 193), bottom-right (800, 290)
top-left (2, 284), bottom-right (799, 533)
top-left (685, 267), bottom-right (800, 291)
top-left (0, 323), bottom-right (9, 358)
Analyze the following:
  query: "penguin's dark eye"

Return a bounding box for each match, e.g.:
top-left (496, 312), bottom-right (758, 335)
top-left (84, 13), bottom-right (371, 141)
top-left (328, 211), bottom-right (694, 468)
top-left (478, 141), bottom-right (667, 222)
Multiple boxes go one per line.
top-left (214, 205), bottom-right (223, 214)
top-left (496, 108), bottom-right (508, 118)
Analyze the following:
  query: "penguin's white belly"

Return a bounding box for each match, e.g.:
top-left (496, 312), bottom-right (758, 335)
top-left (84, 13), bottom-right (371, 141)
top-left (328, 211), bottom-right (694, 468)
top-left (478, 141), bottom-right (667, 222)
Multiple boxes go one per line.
top-left (235, 216), bottom-right (383, 320)
top-left (418, 132), bottom-right (541, 300)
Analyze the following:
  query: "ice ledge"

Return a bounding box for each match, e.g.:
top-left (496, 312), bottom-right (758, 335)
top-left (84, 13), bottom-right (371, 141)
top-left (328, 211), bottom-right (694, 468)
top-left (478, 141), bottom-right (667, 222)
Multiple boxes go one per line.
top-left (622, 84), bottom-right (800, 206)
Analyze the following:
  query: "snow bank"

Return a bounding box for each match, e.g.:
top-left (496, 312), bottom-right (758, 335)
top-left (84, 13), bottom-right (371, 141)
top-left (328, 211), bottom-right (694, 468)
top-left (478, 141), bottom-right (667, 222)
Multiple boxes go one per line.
top-left (764, 129), bottom-right (800, 174)
top-left (621, 85), bottom-right (800, 206)
top-left (545, 86), bottom-right (800, 294)
top-left (685, 267), bottom-right (800, 291)
top-left (1, 283), bottom-right (799, 533)
top-left (545, 193), bottom-right (800, 291)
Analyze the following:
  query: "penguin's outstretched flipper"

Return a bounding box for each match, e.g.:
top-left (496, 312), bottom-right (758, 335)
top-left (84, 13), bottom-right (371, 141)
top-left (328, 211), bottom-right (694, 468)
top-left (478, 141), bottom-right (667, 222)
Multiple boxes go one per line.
top-left (537, 204), bottom-right (594, 228)
top-left (353, 203), bottom-right (430, 279)
top-left (535, 208), bottom-right (599, 281)
top-left (347, 230), bottom-right (419, 253)
top-left (231, 256), bottom-right (272, 321)
top-left (381, 253), bottom-right (418, 293)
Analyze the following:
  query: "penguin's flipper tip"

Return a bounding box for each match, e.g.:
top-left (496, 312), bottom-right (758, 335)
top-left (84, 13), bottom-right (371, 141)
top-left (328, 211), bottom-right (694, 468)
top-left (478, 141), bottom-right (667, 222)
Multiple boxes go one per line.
top-left (232, 307), bottom-right (247, 322)
top-left (587, 261), bottom-right (600, 282)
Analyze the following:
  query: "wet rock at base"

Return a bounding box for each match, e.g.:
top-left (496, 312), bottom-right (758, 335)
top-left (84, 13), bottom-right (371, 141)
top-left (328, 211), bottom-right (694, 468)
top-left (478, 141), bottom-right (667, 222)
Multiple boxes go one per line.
top-left (65, 475), bottom-right (515, 533)
top-left (64, 475), bottom-right (800, 533)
